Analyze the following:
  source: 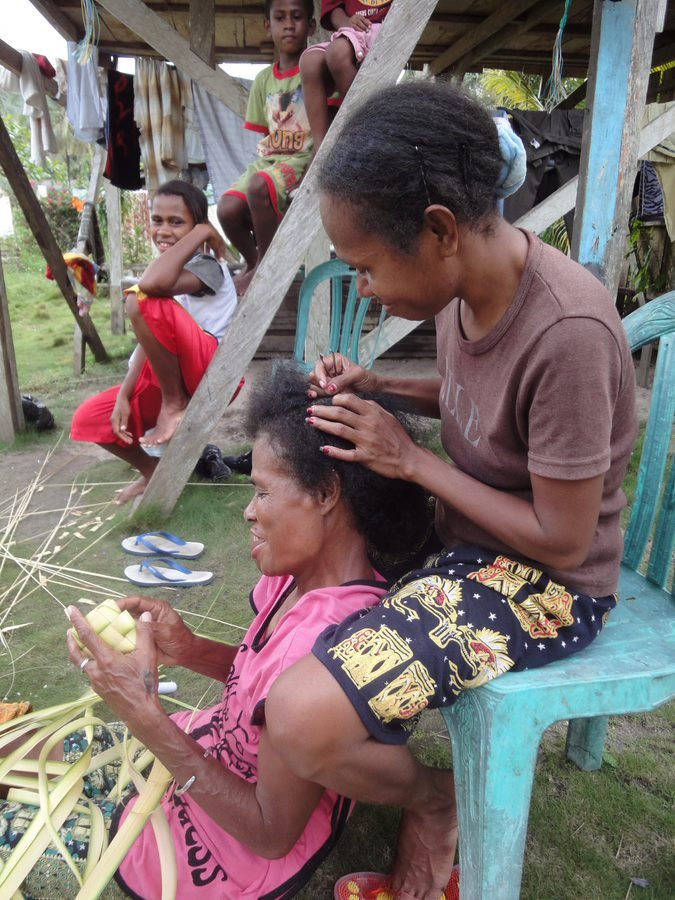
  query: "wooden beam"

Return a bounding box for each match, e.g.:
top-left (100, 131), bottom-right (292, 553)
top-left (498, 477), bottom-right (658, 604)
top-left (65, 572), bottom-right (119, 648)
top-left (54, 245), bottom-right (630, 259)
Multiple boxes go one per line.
top-left (358, 315), bottom-right (425, 367)
top-left (429, 0), bottom-right (540, 75)
top-left (27, 0), bottom-right (82, 42)
top-left (95, 0), bottom-right (248, 115)
top-left (0, 249), bottom-right (23, 442)
top-left (0, 114), bottom-right (108, 363)
top-left (96, 41), bottom-right (276, 61)
top-left (0, 37), bottom-right (64, 105)
top-left (638, 102), bottom-right (675, 159)
top-left (303, 231), bottom-right (331, 363)
top-left (53, 1), bottom-right (482, 22)
top-left (558, 80), bottom-right (588, 109)
top-left (137, 0), bottom-right (439, 515)
top-left (57, 1), bottom-right (268, 14)
top-left (571, 0), bottom-right (661, 297)
top-left (190, 0), bottom-right (215, 67)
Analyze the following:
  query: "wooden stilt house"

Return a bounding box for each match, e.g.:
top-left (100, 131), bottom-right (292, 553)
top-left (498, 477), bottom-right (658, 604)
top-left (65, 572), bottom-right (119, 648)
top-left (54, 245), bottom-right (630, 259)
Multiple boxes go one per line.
top-left (0, 0), bottom-right (673, 514)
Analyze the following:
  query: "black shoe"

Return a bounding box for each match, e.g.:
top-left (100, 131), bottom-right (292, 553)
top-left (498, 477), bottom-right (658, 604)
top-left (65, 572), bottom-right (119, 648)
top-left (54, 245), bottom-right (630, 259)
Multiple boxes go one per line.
top-left (221, 450), bottom-right (252, 475)
top-left (194, 445), bottom-right (232, 481)
top-left (21, 395), bottom-right (55, 431)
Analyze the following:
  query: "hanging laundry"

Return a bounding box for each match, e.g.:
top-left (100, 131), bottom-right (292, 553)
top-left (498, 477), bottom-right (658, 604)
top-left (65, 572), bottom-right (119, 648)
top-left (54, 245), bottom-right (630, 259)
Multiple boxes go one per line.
top-left (638, 161), bottom-right (665, 222)
top-left (0, 66), bottom-right (20, 93)
top-left (134, 58), bottom-right (187, 192)
top-left (178, 72), bottom-right (209, 188)
top-left (502, 108), bottom-right (585, 236)
top-left (66, 41), bottom-right (105, 142)
top-left (192, 80), bottom-right (259, 200)
top-left (45, 251), bottom-right (98, 316)
top-left (105, 69), bottom-right (142, 190)
top-left (54, 58), bottom-right (68, 100)
top-left (642, 102), bottom-right (675, 241)
top-left (18, 50), bottom-right (58, 167)
top-left (34, 56), bottom-right (56, 80)
top-left (181, 73), bottom-right (205, 167)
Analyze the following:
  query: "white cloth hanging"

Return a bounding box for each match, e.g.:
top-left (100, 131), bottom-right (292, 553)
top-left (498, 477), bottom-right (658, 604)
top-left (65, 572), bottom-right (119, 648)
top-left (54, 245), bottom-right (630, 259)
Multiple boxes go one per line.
top-left (18, 50), bottom-right (58, 167)
top-left (0, 65), bottom-right (20, 93)
top-left (66, 41), bottom-right (105, 143)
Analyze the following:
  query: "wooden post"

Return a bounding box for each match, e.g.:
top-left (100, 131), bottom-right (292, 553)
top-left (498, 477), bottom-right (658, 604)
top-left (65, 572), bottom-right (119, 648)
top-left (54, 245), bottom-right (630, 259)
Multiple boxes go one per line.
top-left (190, 0), bottom-right (215, 67)
top-left (0, 247), bottom-right (23, 441)
top-left (300, 1), bottom-right (333, 362)
top-left (571, 0), bottom-right (663, 299)
top-left (303, 231), bottom-right (331, 363)
top-left (73, 144), bottom-right (108, 374)
top-left (0, 114), bottom-right (108, 363)
top-left (137, 0), bottom-right (440, 514)
top-left (105, 180), bottom-right (126, 335)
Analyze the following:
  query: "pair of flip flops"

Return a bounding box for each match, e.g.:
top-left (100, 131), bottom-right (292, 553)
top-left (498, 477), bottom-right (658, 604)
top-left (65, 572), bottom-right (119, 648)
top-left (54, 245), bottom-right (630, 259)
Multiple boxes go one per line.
top-left (334, 867), bottom-right (459, 900)
top-left (122, 531), bottom-right (213, 587)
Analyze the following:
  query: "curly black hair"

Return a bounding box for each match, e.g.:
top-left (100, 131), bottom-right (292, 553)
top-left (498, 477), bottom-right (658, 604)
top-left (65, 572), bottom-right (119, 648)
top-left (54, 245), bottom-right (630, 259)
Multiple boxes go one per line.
top-left (263, 0), bottom-right (314, 20)
top-left (153, 180), bottom-right (208, 226)
top-left (244, 361), bottom-right (433, 566)
top-left (317, 81), bottom-right (503, 254)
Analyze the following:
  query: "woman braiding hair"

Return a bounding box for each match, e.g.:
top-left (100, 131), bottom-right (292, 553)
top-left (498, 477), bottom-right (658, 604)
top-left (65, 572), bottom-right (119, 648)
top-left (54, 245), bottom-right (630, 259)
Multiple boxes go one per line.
top-left (262, 80), bottom-right (637, 898)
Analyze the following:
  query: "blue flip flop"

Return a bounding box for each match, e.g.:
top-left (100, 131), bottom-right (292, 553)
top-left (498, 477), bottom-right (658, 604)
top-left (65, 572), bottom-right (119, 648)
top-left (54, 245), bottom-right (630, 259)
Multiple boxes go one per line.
top-left (121, 531), bottom-right (204, 560)
top-left (124, 557), bottom-right (214, 588)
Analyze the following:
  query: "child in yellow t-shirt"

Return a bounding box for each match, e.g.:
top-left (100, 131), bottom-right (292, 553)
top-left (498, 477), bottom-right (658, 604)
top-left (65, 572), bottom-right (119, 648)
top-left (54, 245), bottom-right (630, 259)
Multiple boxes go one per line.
top-left (217, 0), bottom-right (316, 296)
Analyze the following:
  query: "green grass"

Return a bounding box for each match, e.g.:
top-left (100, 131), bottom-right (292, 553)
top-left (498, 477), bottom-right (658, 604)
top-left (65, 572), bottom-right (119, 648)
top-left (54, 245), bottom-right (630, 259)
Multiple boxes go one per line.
top-left (0, 262), bottom-right (672, 898)
top-left (2, 256), bottom-right (135, 429)
top-left (0, 458), bottom-right (258, 713)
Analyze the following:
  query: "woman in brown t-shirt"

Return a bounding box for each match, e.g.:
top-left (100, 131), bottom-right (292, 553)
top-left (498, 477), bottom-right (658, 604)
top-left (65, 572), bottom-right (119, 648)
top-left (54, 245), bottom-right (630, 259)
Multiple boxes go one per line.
top-left (264, 81), bottom-right (637, 898)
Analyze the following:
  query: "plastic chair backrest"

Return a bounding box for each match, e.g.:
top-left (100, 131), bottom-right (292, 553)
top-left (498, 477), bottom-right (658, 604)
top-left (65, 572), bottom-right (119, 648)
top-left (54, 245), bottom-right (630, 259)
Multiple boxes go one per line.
top-left (293, 259), bottom-right (385, 368)
top-left (621, 291), bottom-right (675, 592)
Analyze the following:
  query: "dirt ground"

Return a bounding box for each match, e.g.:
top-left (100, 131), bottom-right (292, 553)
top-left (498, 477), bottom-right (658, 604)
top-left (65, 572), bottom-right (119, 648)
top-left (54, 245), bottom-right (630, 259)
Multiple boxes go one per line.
top-left (1, 356), bottom-right (653, 541)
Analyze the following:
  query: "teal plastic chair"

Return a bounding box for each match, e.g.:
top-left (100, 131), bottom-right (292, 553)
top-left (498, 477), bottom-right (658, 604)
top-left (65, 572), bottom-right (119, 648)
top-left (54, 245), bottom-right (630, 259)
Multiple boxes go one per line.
top-left (293, 259), bottom-right (386, 368)
top-left (441, 292), bottom-right (675, 900)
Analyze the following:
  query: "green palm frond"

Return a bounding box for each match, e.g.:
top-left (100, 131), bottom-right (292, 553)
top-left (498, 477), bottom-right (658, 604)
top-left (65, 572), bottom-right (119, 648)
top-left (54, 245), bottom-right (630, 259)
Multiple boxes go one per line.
top-left (480, 70), bottom-right (544, 111)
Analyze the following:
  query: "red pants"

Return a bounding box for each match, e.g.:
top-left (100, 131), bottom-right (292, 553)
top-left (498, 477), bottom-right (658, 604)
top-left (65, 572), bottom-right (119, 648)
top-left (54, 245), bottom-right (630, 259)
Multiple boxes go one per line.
top-left (71, 297), bottom-right (239, 447)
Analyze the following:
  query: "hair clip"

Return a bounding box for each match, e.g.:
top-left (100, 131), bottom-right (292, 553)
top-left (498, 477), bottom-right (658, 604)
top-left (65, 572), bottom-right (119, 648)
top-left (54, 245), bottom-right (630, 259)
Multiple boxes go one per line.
top-left (413, 144), bottom-right (433, 207)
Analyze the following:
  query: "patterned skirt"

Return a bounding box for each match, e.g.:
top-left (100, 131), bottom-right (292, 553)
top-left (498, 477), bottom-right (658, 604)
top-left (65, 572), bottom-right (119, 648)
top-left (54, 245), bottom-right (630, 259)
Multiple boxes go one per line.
top-left (313, 545), bottom-right (616, 744)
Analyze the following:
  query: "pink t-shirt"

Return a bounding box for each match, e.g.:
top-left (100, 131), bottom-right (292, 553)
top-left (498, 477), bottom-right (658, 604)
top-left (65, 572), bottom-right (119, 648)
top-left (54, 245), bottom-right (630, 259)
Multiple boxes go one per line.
top-left (434, 230), bottom-right (637, 596)
top-left (117, 573), bottom-right (387, 899)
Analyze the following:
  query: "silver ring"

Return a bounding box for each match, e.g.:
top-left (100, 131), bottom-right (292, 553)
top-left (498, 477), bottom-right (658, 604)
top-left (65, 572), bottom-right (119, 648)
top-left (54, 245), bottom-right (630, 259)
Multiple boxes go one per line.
top-left (80, 657), bottom-right (91, 672)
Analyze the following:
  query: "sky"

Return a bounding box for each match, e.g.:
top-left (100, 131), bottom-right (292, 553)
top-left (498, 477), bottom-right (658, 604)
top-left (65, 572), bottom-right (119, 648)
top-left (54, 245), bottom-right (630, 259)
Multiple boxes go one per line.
top-left (6, 0), bottom-right (264, 79)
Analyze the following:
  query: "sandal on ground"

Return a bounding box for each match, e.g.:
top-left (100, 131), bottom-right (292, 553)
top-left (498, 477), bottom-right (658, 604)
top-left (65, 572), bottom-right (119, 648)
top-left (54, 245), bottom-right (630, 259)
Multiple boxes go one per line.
top-left (333, 867), bottom-right (459, 900)
top-left (121, 531), bottom-right (204, 559)
top-left (124, 557), bottom-right (214, 588)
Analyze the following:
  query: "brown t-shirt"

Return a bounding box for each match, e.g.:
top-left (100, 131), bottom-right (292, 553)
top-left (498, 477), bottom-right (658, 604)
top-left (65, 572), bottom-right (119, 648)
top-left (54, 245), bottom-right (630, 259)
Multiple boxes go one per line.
top-left (434, 230), bottom-right (637, 596)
